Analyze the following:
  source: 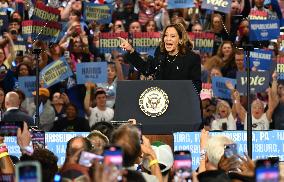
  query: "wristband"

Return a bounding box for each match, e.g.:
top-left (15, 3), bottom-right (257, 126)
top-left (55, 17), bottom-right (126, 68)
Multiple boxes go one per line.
top-left (86, 91), bottom-right (91, 95)
top-left (20, 146), bottom-right (34, 156)
top-left (148, 159), bottom-right (158, 168)
top-left (0, 152), bottom-right (8, 159)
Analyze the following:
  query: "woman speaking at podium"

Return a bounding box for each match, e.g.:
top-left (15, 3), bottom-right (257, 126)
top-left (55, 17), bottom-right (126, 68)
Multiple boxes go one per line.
top-left (119, 23), bottom-right (201, 93)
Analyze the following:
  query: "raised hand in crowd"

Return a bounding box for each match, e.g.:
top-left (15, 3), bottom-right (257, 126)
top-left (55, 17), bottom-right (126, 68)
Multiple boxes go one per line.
top-left (238, 153), bottom-right (255, 177)
top-left (0, 136), bottom-right (14, 174)
top-left (198, 128), bottom-right (209, 173)
top-left (60, 92), bottom-right (70, 104)
top-left (141, 135), bottom-right (163, 182)
top-left (119, 37), bottom-right (135, 53)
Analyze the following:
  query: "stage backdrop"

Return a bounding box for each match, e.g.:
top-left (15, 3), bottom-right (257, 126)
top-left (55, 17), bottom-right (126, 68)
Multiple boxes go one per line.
top-left (4, 131), bottom-right (284, 167)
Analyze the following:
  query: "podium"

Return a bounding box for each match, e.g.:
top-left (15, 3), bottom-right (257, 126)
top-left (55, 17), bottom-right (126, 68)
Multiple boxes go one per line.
top-left (114, 80), bottom-right (202, 134)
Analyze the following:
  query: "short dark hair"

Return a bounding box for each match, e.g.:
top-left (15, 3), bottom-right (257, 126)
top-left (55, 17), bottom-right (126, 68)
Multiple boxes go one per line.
top-left (20, 148), bottom-right (58, 182)
top-left (66, 136), bottom-right (92, 158)
top-left (94, 89), bottom-right (106, 99)
top-left (111, 124), bottom-right (141, 167)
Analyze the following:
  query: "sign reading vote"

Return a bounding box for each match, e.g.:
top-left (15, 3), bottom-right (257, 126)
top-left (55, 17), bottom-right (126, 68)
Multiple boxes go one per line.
top-left (212, 77), bottom-right (236, 99)
top-left (201, 0), bottom-right (231, 13)
top-left (236, 71), bottom-right (270, 94)
top-left (40, 57), bottom-right (73, 88)
top-left (83, 2), bottom-right (113, 24)
top-left (76, 62), bottom-right (107, 84)
top-left (132, 32), bottom-right (161, 54)
top-left (249, 20), bottom-right (280, 41)
top-left (99, 32), bottom-right (129, 53)
top-left (174, 130), bottom-right (284, 170)
top-left (33, 2), bottom-right (60, 21)
top-left (167, 0), bottom-right (194, 9)
top-left (245, 49), bottom-right (273, 71)
top-left (18, 76), bottom-right (36, 97)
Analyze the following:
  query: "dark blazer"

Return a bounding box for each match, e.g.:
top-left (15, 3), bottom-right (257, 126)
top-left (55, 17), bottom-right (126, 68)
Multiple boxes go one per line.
top-left (2, 109), bottom-right (34, 126)
top-left (124, 47), bottom-right (202, 93)
top-left (50, 117), bottom-right (90, 132)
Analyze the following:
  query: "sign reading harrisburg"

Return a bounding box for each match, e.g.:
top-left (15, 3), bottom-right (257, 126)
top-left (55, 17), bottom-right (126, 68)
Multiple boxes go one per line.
top-left (174, 130), bottom-right (284, 170)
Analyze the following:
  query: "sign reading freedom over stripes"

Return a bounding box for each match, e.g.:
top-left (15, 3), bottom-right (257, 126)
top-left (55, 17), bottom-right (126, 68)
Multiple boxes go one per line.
top-left (83, 2), bottom-right (113, 24)
top-left (33, 2), bottom-right (60, 21)
top-left (40, 57), bottom-right (73, 88)
top-left (22, 20), bottom-right (61, 41)
top-left (132, 32), bottom-right (161, 53)
top-left (277, 56), bottom-right (284, 80)
top-left (190, 32), bottom-right (215, 54)
top-left (99, 32), bottom-right (129, 53)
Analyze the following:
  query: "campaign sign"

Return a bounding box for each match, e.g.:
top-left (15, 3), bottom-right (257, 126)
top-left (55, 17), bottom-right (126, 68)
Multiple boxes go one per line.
top-left (14, 41), bottom-right (27, 53)
top-left (249, 10), bottom-right (268, 20)
top-left (0, 14), bottom-right (8, 32)
top-left (276, 56), bottom-right (284, 80)
top-left (22, 20), bottom-right (61, 41)
top-left (174, 130), bottom-right (284, 170)
top-left (99, 32), bottom-right (129, 53)
top-left (212, 77), bottom-right (236, 99)
top-left (132, 32), bottom-right (161, 54)
top-left (249, 20), bottom-right (280, 41)
top-left (33, 2), bottom-right (60, 22)
top-left (83, 2), bottom-right (113, 24)
top-left (244, 49), bottom-right (273, 71)
top-left (40, 57), bottom-right (73, 88)
top-left (236, 71), bottom-right (270, 94)
top-left (167, 0), bottom-right (194, 9)
top-left (192, 32), bottom-right (215, 54)
top-left (18, 76), bottom-right (36, 97)
top-left (76, 62), bottom-right (107, 84)
top-left (280, 35), bottom-right (284, 50)
top-left (201, 0), bottom-right (232, 14)
top-left (4, 132), bottom-right (89, 165)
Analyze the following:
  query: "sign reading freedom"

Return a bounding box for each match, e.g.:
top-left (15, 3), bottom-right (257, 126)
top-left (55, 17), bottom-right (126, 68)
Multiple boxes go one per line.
top-left (3, 131), bottom-right (284, 167)
top-left (33, 2), bottom-right (60, 22)
top-left (132, 32), bottom-right (161, 53)
top-left (99, 32), bottom-right (129, 53)
top-left (22, 20), bottom-right (61, 41)
top-left (277, 56), bottom-right (284, 80)
top-left (190, 32), bottom-right (215, 54)
top-left (174, 130), bottom-right (284, 170)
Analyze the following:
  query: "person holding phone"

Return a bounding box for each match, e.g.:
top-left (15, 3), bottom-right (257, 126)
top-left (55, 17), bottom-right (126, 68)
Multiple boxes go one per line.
top-left (120, 23), bottom-right (201, 92)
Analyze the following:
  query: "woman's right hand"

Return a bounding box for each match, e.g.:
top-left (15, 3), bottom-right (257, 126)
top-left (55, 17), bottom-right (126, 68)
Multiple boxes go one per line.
top-left (119, 37), bottom-right (134, 53)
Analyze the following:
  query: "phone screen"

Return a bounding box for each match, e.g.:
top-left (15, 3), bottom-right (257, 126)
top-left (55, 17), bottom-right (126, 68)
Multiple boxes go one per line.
top-left (104, 146), bottom-right (123, 181)
top-left (0, 121), bottom-right (23, 136)
top-left (19, 165), bottom-right (39, 182)
top-left (224, 143), bottom-right (238, 158)
top-left (255, 159), bottom-right (279, 182)
top-left (173, 151), bottom-right (192, 181)
top-left (31, 131), bottom-right (45, 149)
top-left (78, 151), bottom-right (103, 167)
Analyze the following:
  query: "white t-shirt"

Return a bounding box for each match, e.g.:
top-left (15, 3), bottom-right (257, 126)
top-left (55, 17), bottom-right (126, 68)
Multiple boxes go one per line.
top-left (211, 113), bottom-right (237, 130)
top-left (244, 113), bottom-right (270, 130)
top-left (88, 107), bottom-right (114, 128)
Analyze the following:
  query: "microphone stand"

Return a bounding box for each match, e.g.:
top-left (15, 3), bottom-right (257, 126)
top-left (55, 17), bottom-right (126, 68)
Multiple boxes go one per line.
top-left (243, 43), bottom-right (254, 158)
top-left (32, 48), bottom-right (42, 128)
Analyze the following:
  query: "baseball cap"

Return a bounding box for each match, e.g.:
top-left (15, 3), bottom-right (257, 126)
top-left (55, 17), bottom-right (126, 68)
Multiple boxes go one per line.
top-left (32, 88), bottom-right (50, 97)
top-left (143, 141), bottom-right (174, 173)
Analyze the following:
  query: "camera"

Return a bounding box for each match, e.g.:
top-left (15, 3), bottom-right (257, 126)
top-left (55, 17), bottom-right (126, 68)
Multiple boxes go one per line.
top-left (10, 29), bottom-right (17, 35)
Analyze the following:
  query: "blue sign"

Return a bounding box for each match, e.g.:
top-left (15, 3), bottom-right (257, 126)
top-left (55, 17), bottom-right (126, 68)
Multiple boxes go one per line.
top-left (0, 14), bottom-right (8, 32)
top-left (236, 71), bottom-right (270, 94)
top-left (40, 57), bottom-right (73, 88)
top-left (76, 62), bottom-right (107, 84)
top-left (212, 77), bottom-right (236, 99)
top-left (174, 130), bottom-right (284, 170)
top-left (18, 76), bottom-right (36, 98)
top-left (245, 49), bottom-right (273, 71)
top-left (167, 0), bottom-right (194, 9)
top-left (249, 20), bottom-right (280, 41)
top-left (4, 132), bottom-right (89, 165)
top-left (83, 2), bottom-right (113, 24)
top-left (201, 0), bottom-right (232, 14)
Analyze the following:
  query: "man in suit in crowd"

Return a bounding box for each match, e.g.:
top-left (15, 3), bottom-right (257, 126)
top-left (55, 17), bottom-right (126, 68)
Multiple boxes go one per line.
top-left (2, 91), bottom-right (34, 125)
